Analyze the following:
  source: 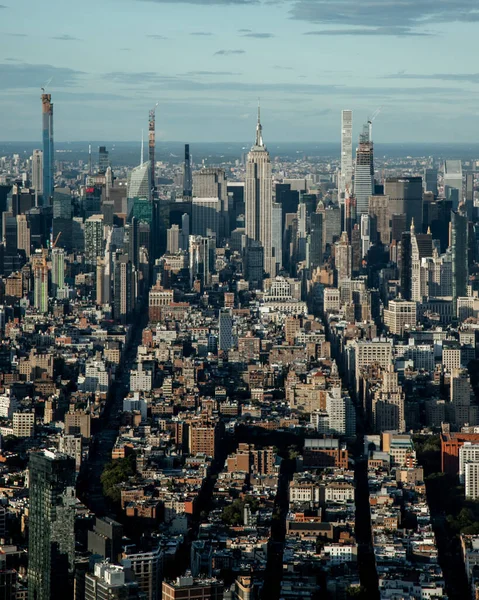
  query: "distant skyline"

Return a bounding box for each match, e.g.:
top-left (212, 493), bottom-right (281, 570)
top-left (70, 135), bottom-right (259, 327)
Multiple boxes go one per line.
top-left (1, 0), bottom-right (479, 143)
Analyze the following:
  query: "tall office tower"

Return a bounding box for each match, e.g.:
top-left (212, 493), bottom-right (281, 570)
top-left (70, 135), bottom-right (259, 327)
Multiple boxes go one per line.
top-left (309, 212), bottom-right (323, 269)
top-left (351, 223), bottom-right (361, 273)
top-left (53, 187), bottom-right (72, 219)
top-left (96, 258), bottom-right (105, 305)
top-left (34, 264), bottom-right (48, 313)
top-left (272, 201), bottom-right (283, 273)
top-left (193, 168), bottom-right (229, 238)
top-left (127, 162), bottom-right (151, 220)
top-left (41, 93), bottom-right (54, 204)
top-left (444, 160), bottom-right (463, 209)
top-left (28, 450), bottom-right (76, 600)
top-left (411, 221), bottom-right (433, 302)
top-left (368, 195), bottom-right (390, 244)
top-left (183, 144), bottom-right (193, 198)
top-left (244, 242), bottom-right (264, 289)
top-left (399, 231), bottom-right (412, 300)
top-left (51, 247), bottom-right (65, 297)
top-left (451, 369), bottom-right (474, 429)
top-left (296, 201), bottom-right (307, 262)
top-left (149, 105), bottom-right (157, 195)
top-left (466, 172), bottom-right (474, 221)
top-left (423, 168), bottom-right (438, 196)
top-left (218, 308), bottom-right (233, 352)
top-left (385, 177), bottom-right (423, 234)
top-left (340, 110), bottom-right (353, 219)
top-left (17, 214), bottom-right (30, 258)
top-left (192, 197), bottom-right (220, 237)
top-left (98, 146), bottom-right (109, 174)
top-left (180, 213), bottom-right (190, 251)
top-left (451, 205), bottom-right (469, 316)
top-left (113, 252), bottom-right (133, 323)
top-left (344, 190), bottom-right (356, 239)
top-left (167, 224), bottom-right (180, 253)
top-left (335, 232), bottom-right (352, 284)
top-left (360, 214), bottom-right (371, 258)
top-left (189, 235), bottom-right (215, 287)
top-left (85, 214), bottom-right (104, 268)
top-left (354, 123), bottom-right (374, 218)
top-left (31, 149), bottom-right (43, 196)
top-left (245, 108), bottom-right (275, 279)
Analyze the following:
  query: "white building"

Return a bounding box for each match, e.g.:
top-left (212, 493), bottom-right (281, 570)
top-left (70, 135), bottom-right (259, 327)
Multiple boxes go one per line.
top-left (13, 412), bottom-right (34, 437)
top-left (459, 443), bottom-right (479, 483)
top-left (465, 462), bottom-right (479, 500)
top-left (130, 363), bottom-right (152, 393)
top-left (82, 359), bottom-right (110, 393)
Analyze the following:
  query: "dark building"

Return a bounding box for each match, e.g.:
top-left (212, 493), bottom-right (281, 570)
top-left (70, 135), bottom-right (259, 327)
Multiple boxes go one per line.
top-left (452, 206), bottom-right (468, 316)
top-left (309, 212), bottom-right (323, 269)
top-left (98, 146), bottom-right (109, 175)
top-left (183, 144), bottom-right (192, 198)
top-left (385, 176), bottom-right (423, 234)
top-left (275, 183), bottom-right (299, 234)
top-left (87, 517), bottom-right (123, 563)
top-left (423, 168), bottom-right (438, 196)
top-left (28, 450), bottom-right (76, 600)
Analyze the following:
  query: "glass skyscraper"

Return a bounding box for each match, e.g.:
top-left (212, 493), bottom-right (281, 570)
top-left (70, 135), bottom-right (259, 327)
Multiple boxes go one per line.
top-left (41, 93), bottom-right (54, 204)
top-left (28, 450), bottom-right (76, 600)
top-left (354, 124), bottom-right (374, 219)
top-left (127, 161), bottom-right (151, 221)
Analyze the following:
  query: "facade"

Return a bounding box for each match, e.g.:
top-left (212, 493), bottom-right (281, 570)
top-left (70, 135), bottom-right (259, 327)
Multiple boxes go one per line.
top-left (28, 450), bottom-right (76, 600)
top-left (444, 160), bottom-right (463, 208)
top-left (340, 110), bottom-right (353, 198)
top-left (335, 232), bottom-right (352, 284)
top-left (218, 308), bottom-right (233, 352)
top-left (192, 198), bottom-right (220, 238)
top-left (31, 149), bottom-right (43, 196)
top-left (451, 206), bottom-right (468, 316)
top-left (245, 109), bottom-right (275, 279)
top-left (51, 247), bottom-right (65, 297)
top-left (385, 177), bottom-right (423, 234)
top-left (33, 264), bottom-right (48, 313)
top-left (85, 215), bottom-right (104, 268)
top-left (384, 299), bottom-right (417, 336)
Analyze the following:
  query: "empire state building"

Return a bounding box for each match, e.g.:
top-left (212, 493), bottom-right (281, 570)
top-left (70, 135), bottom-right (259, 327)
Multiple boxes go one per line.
top-left (245, 107), bottom-right (275, 279)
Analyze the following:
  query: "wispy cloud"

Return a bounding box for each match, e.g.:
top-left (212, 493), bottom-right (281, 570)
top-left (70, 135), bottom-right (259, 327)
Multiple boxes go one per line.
top-left (185, 70), bottom-right (242, 75)
top-left (51, 34), bottom-right (82, 41)
top-left (190, 31), bottom-right (213, 36)
top-left (147, 34), bottom-right (168, 40)
top-left (242, 32), bottom-right (275, 38)
top-left (291, 0), bottom-right (479, 35)
top-left (384, 72), bottom-right (479, 83)
top-left (0, 62), bottom-right (84, 89)
top-left (139, 0), bottom-right (258, 4)
top-left (214, 49), bottom-right (245, 55)
top-left (304, 27), bottom-right (434, 37)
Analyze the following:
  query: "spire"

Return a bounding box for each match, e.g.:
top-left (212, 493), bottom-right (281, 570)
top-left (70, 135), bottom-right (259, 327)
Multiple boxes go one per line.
top-left (410, 218), bottom-right (415, 235)
top-left (255, 99), bottom-right (264, 147)
top-left (140, 129), bottom-right (144, 165)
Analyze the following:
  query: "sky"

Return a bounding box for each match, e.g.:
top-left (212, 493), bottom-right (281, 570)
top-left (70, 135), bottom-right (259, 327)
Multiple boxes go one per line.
top-left (1, 0), bottom-right (479, 143)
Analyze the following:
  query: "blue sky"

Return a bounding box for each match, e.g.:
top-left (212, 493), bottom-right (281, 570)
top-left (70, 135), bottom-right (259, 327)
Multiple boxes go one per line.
top-left (1, 0), bottom-right (479, 143)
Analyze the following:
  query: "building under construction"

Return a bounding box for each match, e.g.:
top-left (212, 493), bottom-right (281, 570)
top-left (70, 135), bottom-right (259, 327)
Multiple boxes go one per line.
top-left (41, 93), bottom-right (54, 205)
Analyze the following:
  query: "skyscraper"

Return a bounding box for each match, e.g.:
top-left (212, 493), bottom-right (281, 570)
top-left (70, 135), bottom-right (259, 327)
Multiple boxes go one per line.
top-left (85, 214), bottom-right (104, 268)
top-left (452, 205), bottom-right (468, 316)
top-left (444, 160), bottom-right (463, 209)
top-left (335, 232), bottom-right (352, 284)
top-left (34, 263), bottom-right (48, 313)
top-left (219, 308), bottom-right (233, 352)
top-left (193, 168), bottom-right (229, 238)
top-left (183, 144), bottom-right (193, 198)
top-left (28, 450), bottom-right (76, 600)
top-left (31, 149), bottom-right (43, 196)
top-left (385, 176), bottom-right (423, 234)
top-left (51, 247), bottom-right (65, 297)
top-left (113, 252), bottom-right (133, 323)
top-left (340, 110), bottom-right (353, 200)
top-left (149, 104), bottom-right (157, 195)
top-left (245, 107), bottom-right (275, 278)
top-left (98, 146), bottom-right (109, 174)
top-left (423, 168), bottom-right (438, 197)
top-left (17, 214), bottom-right (30, 258)
top-left (41, 93), bottom-right (54, 204)
top-left (354, 123), bottom-right (374, 218)
top-left (127, 162), bottom-right (151, 220)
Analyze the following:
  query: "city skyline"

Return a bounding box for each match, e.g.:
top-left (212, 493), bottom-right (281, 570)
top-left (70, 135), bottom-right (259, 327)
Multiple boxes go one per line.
top-left (1, 0), bottom-right (479, 142)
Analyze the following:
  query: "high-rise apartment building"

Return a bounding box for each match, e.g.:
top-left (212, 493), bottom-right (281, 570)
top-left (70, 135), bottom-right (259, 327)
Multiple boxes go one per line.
top-left (245, 108), bottom-right (275, 279)
top-left (85, 214), bottom-right (104, 268)
top-left (183, 144), bottom-right (193, 198)
top-left (340, 110), bottom-right (353, 199)
top-left (28, 450), bottom-right (76, 600)
top-left (33, 264), bottom-right (48, 313)
top-left (218, 308), bottom-right (233, 352)
top-left (354, 124), bottom-right (374, 218)
top-left (51, 247), bottom-right (65, 297)
top-left (31, 149), bottom-right (43, 196)
top-left (41, 93), bottom-right (54, 204)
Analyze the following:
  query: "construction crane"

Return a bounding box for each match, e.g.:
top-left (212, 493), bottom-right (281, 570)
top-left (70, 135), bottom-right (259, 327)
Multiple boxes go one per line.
top-left (52, 232), bottom-right (62, 249)
top-left (368, 106), bottom-right (382, 142)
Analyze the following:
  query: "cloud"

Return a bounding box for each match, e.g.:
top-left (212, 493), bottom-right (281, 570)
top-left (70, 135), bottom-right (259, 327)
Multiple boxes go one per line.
top-left (385, 72), bottom-right (479, 83)
top-left (139, 0), bottom-right (258, 4)
top-left (290, 0), bottom-right (479, 35)
top-left (120, 48), bottom-right (131, 51)
top-left (51, 34), bottom-right (82, 41)
top-left (190, 31), bottom-right (213, 36)
top-left (4, 32), bottom-right (27, 37)
top-left (274, 65), bottom-right (294, 70)
top-left (0, 5), bottom-right (7, 8)
top-left (238, 28), bottom-right (252, 32)
top-left (242, 32), bottom-right (275, 38)
top-left (4, 57), bottom-right (20, 62)
top-left (214, 49), bottom-right (245, 55)
top-left (304, 27), bottom-right (433, 37)
top-left (0, 62), bottom-right (84, 89)
top-left (185, 70), bottom-right (242, 75)
top-left (147, 34), bottom-right (168, 40)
